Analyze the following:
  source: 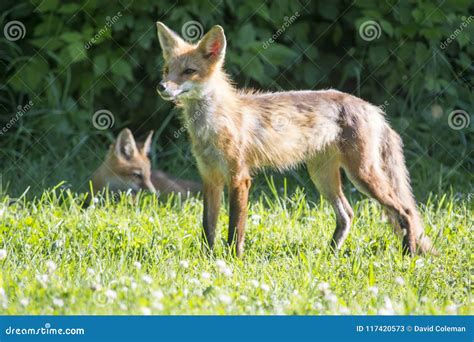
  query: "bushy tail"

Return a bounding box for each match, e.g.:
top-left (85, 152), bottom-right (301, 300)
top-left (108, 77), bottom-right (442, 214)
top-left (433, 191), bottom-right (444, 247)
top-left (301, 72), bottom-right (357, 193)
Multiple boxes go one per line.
top-left (381, 127), bottom-right (437, 255)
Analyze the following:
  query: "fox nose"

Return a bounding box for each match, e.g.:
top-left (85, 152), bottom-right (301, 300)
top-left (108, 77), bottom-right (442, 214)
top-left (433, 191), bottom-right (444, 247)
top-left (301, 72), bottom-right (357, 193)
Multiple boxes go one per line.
top-left (157, 82), bottom-right (166, 92)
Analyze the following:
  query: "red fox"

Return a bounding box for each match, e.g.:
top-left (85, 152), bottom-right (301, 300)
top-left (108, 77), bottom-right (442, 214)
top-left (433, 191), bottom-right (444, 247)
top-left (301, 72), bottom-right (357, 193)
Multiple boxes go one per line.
top-left (155, 22), bottom-right (435, 257)
top-left (91, 128), bottom-right (201, 197)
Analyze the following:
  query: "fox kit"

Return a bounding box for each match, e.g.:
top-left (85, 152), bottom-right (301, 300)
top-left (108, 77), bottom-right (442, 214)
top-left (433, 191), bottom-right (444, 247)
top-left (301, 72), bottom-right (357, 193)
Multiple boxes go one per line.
top-left (91, 128), bottom-right (201, 196)
top-left (155, 22), bottom-right (435, 257)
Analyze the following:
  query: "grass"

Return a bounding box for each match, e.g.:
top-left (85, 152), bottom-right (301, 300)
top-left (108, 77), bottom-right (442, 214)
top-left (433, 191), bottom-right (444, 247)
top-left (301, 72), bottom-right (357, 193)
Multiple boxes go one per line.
top-left (0, 184), bottom-right (471, 315)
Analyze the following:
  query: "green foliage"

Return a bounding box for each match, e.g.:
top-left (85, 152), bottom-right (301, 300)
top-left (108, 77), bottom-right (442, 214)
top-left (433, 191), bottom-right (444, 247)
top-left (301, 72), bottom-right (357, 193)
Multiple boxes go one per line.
top-left (0, 0), bottom-right (472, 195)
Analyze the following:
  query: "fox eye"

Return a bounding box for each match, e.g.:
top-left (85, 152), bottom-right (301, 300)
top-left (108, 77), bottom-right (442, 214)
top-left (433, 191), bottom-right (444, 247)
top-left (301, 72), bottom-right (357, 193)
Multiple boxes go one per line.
top-left (183, 68), bottom-right (196, 75)
top-left (132, 171), bottom-right (143, 180)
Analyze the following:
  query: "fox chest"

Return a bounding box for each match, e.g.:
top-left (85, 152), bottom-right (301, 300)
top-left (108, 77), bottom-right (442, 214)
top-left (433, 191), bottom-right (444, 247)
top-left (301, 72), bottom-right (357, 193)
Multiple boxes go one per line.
top-left (185, 115), bottom-right (229, 174)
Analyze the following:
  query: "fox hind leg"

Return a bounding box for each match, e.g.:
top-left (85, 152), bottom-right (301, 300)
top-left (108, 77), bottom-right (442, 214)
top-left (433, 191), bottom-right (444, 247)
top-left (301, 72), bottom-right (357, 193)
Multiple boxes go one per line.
top-left (343, 163), bottom-right (417, 255)
top-left (307, 154), bottom-right (354, 251)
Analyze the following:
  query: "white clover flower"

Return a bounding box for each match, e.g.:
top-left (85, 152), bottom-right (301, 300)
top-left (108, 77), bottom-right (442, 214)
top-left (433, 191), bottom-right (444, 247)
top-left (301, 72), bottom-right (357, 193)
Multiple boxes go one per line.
top-left (220, 267), bottom-right (233, 277)
top-left (189, 278), bottom-right (200, 285)
top-left (378, 296), bottom-right (395, 315)
top-left (105, 289), bottom-right (117, 300)
top-left (317, 282), bottom-right (330, 292)
top-left (167, 270), bottom-right (177, 279)
top-left (239, 295), bottom-right (248, 302)
top-left (250, 280), bottom-right (259, 288)
top-left (180, 260), bottom-right (189, 269)
top-left (250, 214), bottom-right (262, 224)
top-left (141, 307), bottom-right (152, 315)
top-left (87, 268), bottom-right (95, 276)
top-left (119, 303), bottom-right (127, 310)
top-left (260, 283), bottom-right (270, 292)
top-left (93, 197), bottom-right (99, 204)
top-left (215, 260), bottom-right (226, 269)
top-left (415, 258), bottom-right (425, 268)
top-left (131, 281), bottom-right (138, 290)
top-left (142, 275), bottom-right (153, 284)
top-left (325, 293), bottom-right (338, 304)
top-left (0, 249), bottom-right (7, 260)
top-left (312, 302), bottom-right (323, 310)
top-left (133, 261), bottom-right (142, 270)
top-left (219, 294), bottom-right (232, 304)
top-left (53, 298), bottom-right (64, 307)
top-left (368, 286), bottom-right (379, 296)
top-left (339, 307), bottom-right (350, 315)
top-left (20, 298), bottom-right (29, 306)
top-left (36, 274), bottom-right (49, 286)
top-left (152, 290), bottom-right (164, 300)
top-left (394, 276), bottom-right (405, 286)
top-left (152, 301), bottom-right (164, 310)
top-left (46, 260), bottom-right (57, 273)
top-left (148, 216), bottom-right (154, 223)
top-left (201, 272), bottom-right (211, 280)
top-left (446, 304), bottom-right (458, 314)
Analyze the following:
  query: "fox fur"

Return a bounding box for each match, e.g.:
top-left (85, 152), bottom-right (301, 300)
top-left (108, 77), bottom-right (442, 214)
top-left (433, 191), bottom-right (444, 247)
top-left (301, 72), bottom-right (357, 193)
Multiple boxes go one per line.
top-left (155, 22), bottom-right (435, 257)
top-left (91, 128), bottom-right (201, 197)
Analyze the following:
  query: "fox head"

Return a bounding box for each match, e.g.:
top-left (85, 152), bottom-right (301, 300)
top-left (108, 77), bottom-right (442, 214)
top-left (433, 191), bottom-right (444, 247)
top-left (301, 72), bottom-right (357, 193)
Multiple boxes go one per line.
top-left (92, 128), bottom-right (156, 194)
top-left (156, 22), bottom-right (227, 101)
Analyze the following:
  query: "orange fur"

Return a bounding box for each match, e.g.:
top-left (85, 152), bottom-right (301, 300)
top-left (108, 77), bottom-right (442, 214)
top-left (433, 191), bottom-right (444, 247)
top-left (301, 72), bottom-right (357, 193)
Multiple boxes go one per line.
top-left (156, 23), bottom-right (435, 257)
top-left (91, 128), bottom-right (201, 198)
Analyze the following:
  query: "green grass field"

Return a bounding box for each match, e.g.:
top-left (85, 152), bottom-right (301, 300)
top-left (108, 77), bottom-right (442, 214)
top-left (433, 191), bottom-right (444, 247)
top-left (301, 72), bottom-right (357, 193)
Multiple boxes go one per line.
top-left (0, 186), bottom-right (471, 315)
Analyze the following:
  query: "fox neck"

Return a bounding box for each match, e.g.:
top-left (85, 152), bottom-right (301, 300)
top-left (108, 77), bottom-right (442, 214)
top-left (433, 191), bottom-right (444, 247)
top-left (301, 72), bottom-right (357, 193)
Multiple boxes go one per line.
top-left (180, 69), bottom-right (237, 135)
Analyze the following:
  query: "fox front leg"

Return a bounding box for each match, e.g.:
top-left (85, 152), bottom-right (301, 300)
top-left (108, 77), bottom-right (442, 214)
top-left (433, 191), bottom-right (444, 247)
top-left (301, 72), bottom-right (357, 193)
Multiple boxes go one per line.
top-left (202, 179), bottom-right (223, 252)
top-left (228, 172), bottom-right (251, 257)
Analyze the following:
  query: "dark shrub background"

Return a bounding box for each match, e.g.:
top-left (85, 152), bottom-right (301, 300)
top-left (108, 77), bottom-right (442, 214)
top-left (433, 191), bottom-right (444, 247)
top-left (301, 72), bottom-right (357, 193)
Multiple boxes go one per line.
top-left (0, 0), bottom-right (472, 198)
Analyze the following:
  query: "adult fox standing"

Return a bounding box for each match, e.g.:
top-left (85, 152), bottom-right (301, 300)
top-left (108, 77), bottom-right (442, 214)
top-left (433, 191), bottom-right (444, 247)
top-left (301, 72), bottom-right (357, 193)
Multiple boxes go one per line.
top-left (155, 22), bottom-right (435, 257)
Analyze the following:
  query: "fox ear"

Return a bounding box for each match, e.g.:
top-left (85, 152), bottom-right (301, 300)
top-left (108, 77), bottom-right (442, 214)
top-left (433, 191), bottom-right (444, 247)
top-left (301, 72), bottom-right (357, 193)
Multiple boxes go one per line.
top-left (115, 128), bottom-right (137, 160)
top-left (141, 130), bottom-right (154, 156)
top-left (197, 25), bottom-right (226, 63)
top-left (156, 22), bottom-right (186, 61)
